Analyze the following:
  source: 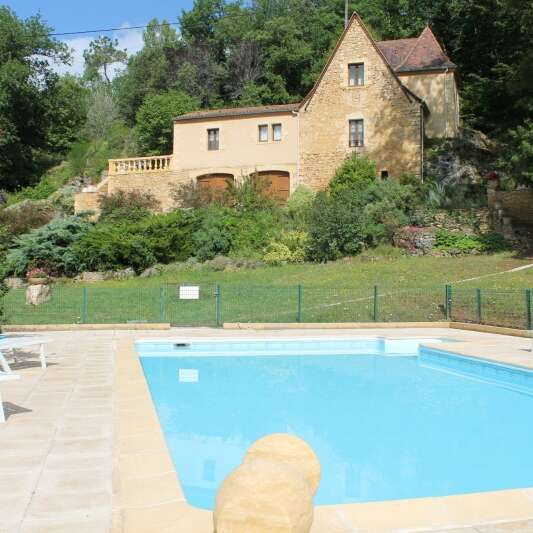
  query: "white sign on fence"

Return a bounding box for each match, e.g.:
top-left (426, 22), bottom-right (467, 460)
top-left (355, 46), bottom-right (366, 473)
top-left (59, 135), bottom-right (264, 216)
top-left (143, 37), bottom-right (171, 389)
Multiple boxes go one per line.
top-left (179, 285), bottom-right (200, 300)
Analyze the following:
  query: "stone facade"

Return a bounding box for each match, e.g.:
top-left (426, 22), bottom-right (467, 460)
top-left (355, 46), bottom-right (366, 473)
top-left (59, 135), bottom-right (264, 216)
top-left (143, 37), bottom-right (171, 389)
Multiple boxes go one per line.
top-left (488, 189), bottom-right (533, 225)
top-left (298, 15), bottom-right (423, 190)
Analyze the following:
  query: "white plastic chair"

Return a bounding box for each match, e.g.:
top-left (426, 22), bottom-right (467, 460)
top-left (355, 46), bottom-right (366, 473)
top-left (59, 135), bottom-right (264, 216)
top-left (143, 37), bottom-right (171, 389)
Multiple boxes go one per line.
top-left (0, 337), bottom-right (51, 373)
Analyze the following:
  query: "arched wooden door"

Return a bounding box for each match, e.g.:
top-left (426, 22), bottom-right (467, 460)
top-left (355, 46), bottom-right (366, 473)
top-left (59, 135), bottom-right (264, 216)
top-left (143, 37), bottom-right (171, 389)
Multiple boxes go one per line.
top-left (196, 173), bottom-right (234, 193)
top-left (255, 171), bottom-right (290, 204)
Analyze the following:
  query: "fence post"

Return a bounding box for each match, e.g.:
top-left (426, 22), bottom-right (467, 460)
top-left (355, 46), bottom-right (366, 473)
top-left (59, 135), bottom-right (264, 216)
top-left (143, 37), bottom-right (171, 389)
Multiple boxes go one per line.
top-left (445, 284), bottom-right (452, 321)
top-left (81, 287), bottom-right (88, 324)
top-left (526, 289), bottom-right (532, 331)
top-left (297, 285), bottom-right (303, 323)
top-left (373, 285), bottom-right (379, 322)
top-left (159, 287), bottom-right (166, 323)
top-left (215, 285), bottom-right (221, 327)
top-left (476, 288), bottom-right (482, 324)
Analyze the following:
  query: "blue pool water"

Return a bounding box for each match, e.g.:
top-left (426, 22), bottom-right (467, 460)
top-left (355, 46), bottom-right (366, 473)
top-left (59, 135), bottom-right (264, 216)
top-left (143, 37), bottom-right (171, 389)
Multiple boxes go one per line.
top-left (138, 338), bottom-right (533, 510)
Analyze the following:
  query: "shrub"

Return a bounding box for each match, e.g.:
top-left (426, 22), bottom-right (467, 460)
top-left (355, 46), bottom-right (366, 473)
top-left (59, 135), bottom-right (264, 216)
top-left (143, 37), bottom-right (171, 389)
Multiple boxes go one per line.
top-left (434, 230), bottom-right (510, 253)
top-left (285, 185), bottom-right (315, 228)
top-left (172, 180), bottom-right (227, 209)
top-left (0, 279), bottom-right (6, 327)
top-left (307, 190), bottom-right (366, 261)
top-left (99, 190), bottom-right (160, 223)
top-left (0, 202), bottom-right (55, 238)
top-left (328, 155), bottom-right (376, 196)
top-left (191, 206), bottom-right (238, 261)
top-left (263, 230), bottom-right (309, 266)
top-left (72, 211), bottom-right (194, 272)
top-left (4, 216), bottom-right (92, 276)
top-left (230, 210), bottom-right (283, 258)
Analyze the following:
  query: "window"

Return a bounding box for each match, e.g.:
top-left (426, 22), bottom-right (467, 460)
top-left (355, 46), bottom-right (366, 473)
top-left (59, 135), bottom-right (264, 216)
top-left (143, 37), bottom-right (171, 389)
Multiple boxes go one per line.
top-left (348, 63), bottom-right (364, 86)
top-left (272, 123), bottom-right (282, 141)
top-left (207, 128), bottom-right (219, 150)
top-left (258, 124), bottom-right (268, 142)
top-left (349, 119), bottom-right (364, 147)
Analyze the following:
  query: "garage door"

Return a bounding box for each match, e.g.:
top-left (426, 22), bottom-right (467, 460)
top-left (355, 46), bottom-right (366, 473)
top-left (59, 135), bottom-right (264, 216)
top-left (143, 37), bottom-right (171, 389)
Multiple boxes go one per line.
top-left (255, 171), bottom-right (290, 204)
top-left (197, 174), bottom-right (234, 193)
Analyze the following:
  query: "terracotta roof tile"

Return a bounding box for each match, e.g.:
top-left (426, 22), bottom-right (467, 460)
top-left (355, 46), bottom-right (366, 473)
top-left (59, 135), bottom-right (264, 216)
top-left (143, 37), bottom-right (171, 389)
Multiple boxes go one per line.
top-left (377, 27), bottom-right (456, 72)
top-left (175, 103), bottom-right (300, 122)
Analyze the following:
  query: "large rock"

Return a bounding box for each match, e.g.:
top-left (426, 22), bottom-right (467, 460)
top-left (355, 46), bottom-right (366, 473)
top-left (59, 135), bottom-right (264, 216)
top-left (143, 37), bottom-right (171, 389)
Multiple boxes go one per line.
top-left (26, 284), bottom-right (51, 306)
top-left (214, 459), bottom-right (313, 533)
top-left (4, 277), bottom-right (25, 290)
top-left (244, 433), bottom-right (321, 496)
top-left (393, 226), bottom-right (436, 255)
top-left (214, 434), bottom-right (319, 533)
top-left (76, 271), bottom-right (106, 282)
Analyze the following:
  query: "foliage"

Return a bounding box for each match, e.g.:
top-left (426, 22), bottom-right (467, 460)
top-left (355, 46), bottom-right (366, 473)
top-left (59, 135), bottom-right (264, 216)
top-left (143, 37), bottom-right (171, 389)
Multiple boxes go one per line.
top-left (0, 202), bottom-right (55, 240)
top-left (506, 121), bottom-right (533, 185)
top-left (72, 211), bottom-right (194, 273)
top-left (0, 278), bottom-right (6, 327)
top-left (26, 267), bottom-right (48, 279)
top-left (85, 85), bottom-right (121, 139)
top-left (0, 7), bottom-right (70, 190)
top-left (83, 36), bottom-right (127, 84)
top-left (191, 206), bottom-right (238, 261)
top-left (3, 216), bottom-right (91, 277)
top-left (263, 231), bottom-right (309, 265)
top-left (328, 155), bottom-right (376, 196)
top-left (98, 190), bottom-right (160, 223)
top-left (136, 92), bottom-right (200, 154)
top-left (434, 230), bottom-right (510, 253)
top-left (284, 185), bottom-right (315, 228)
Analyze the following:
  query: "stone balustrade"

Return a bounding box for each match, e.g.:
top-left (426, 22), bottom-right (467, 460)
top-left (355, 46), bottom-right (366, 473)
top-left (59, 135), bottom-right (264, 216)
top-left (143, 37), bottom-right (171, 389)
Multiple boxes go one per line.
top-left (108, 155), bottom-right (173, 175)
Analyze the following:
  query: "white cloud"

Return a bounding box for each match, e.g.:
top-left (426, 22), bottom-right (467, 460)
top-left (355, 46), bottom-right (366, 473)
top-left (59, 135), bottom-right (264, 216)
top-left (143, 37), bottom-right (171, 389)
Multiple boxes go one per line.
top-left (53, 24), bottom-right (144, 78)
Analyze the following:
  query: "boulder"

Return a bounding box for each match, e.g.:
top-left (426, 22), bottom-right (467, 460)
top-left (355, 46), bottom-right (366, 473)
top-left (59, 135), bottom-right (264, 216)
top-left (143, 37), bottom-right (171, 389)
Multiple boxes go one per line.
top-left (244, 434), bottom-right (321, 496)
top-left (76, 271), bottom-right (106, 282)
top-left (111, 268), bottom-right (136, 280)
top-left (214, 459), bottom-right (313, 533)
top-left (26, 284), bottom-right (51, 306)
top-left (140, 265), bottom-right (162, 278)
top-left (393, 226), bottom-right (436, 255)
top-left (4, 277), bottom-right (25, 290)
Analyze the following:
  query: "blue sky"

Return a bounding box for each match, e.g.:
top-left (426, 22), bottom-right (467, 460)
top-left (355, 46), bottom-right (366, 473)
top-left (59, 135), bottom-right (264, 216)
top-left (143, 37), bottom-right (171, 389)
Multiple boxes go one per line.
top-left (5, 0), bottom-right (195, 75)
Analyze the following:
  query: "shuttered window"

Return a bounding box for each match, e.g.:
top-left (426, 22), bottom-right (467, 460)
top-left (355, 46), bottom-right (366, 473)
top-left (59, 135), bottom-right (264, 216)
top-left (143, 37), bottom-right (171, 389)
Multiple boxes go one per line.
top-left (349, 119), bottom-right (364, 147)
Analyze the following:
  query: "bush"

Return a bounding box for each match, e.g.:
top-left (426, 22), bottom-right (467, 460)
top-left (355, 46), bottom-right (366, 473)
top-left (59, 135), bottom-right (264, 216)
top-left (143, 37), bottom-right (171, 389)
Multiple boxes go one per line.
top-left (72, 211), bottom-right (194, 273)
top-left (4, 216), bottom-right (92, 276)
top-left (328, 155), bottom-right (376, 196)
top-left (263, 230), bottom-right (309, 265)
top-left (136, 92), bottom-right (200, 155)
top-left (191, 206), bottom-right (238, 261)
top-left (0, 202), bottom-right (55, 238)
top-left (99, 190), bottom-right (160, 223)
top-left (285, 185), bottom-right (315, 229)
top-left (434, 230), bottom-right (510, 253)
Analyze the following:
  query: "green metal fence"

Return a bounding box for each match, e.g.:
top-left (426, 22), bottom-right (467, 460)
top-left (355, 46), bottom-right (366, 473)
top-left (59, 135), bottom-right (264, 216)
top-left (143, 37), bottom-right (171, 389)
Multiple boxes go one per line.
top-left (1, 283), bottom-right (531, 329)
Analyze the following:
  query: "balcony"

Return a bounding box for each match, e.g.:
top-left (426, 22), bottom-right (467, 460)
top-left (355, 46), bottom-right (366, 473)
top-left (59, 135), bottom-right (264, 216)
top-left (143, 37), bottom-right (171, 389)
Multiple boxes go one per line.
top-left (108, 155), bottom-right (173, 175)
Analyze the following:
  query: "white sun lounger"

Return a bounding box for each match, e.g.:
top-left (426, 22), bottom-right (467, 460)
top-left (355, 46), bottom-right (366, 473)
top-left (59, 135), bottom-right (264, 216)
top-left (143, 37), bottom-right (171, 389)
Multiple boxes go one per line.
top-left (0, 372), bottom-right (20, 423)
top-left (0, 337), bottom-right (51, 373)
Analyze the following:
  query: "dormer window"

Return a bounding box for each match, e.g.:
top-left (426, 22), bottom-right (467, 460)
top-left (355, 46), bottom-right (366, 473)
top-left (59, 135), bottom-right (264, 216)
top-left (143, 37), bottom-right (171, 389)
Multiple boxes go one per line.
top-left (348, 63), bottom-right (364, 86)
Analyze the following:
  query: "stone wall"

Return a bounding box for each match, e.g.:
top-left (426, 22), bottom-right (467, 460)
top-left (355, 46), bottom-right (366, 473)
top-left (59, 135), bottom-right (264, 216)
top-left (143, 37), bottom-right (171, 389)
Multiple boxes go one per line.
top-left (74, 192), bottom-right (101, 218)
top-left (106, 170), bottom-right (189, 212)
top-left (488, 189), bottom-right (533, 225)
top-left (298, 15), bottom-right (423, 190)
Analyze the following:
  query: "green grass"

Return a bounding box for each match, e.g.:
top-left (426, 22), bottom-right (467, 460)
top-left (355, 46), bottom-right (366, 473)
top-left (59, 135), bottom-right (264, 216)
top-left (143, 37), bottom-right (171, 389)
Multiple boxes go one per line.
top-left (3, 252), bottom-right (532, 328)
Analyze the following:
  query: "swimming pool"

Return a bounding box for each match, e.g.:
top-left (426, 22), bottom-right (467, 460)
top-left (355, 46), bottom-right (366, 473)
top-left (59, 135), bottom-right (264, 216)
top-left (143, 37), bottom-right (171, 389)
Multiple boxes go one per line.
top-left (137, 337), bottom-right (533, 510)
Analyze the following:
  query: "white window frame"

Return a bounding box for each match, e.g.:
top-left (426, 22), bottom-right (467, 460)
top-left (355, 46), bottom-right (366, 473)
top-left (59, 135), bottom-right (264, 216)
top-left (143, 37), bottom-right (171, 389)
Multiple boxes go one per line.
top-left (349, 119), bottom-right (364, 147)
top-left (258, 124), bottom-right (268, 142)
top-left (207, 128), bottom-right (219, 151)
top-left (348, 63), bottom-right (364, 86)
top-left (272, 123), bottom-right (282, 142)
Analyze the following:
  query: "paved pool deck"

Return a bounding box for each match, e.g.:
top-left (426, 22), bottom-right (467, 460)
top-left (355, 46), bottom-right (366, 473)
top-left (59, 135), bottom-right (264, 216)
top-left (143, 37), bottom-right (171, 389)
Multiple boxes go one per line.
top-left (0, 327), bottom-right (532, 533)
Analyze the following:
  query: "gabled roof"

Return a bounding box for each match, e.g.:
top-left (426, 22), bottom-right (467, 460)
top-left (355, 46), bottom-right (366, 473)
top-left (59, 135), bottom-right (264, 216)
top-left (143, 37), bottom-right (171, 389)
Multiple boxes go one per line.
top-left (300, 12), bottom-right (422, 110)
top-left (175, 103), bottom-right (299, 122)
top-left (377, 27), bottom-right (456, 73)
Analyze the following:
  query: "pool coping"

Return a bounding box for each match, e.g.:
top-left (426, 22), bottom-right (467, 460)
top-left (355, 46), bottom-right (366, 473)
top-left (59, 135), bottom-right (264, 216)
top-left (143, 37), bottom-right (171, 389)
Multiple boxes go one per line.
top-left (113, 333), bottom-right (533, 533)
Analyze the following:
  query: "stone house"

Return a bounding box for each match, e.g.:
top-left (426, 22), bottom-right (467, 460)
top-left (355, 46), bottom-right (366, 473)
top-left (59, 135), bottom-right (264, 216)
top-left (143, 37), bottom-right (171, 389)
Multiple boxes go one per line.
top-left (75, 13), bottom-right (459, 214)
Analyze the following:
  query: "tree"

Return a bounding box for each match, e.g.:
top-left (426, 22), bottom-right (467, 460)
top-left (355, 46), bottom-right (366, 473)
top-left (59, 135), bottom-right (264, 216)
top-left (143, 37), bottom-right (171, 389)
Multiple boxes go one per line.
top-left (136, 92), bottom-right (200, 154)
top-left (506, 121), bottom-right (533, 185)
top-left (83, 36), bottom-right (127, 84)
top-left (85, 85), bottom-right (120, 139)
top-left (0, 7), bottom-right (70, 190)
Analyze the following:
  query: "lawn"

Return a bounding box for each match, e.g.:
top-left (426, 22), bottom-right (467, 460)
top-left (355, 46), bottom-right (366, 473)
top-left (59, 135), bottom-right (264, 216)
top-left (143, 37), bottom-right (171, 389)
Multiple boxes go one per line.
top-left (3, 252), bottom-right (533, 328)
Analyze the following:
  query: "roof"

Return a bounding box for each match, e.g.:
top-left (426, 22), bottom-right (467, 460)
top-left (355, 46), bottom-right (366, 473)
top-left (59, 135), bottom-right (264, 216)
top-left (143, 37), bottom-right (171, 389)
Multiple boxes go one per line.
top-left (377, 27), bottom-right (456, 73)
top-left (300, 12), bottom-right (422, 110)
top-left (175, 103), bottom-right (300, 122)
